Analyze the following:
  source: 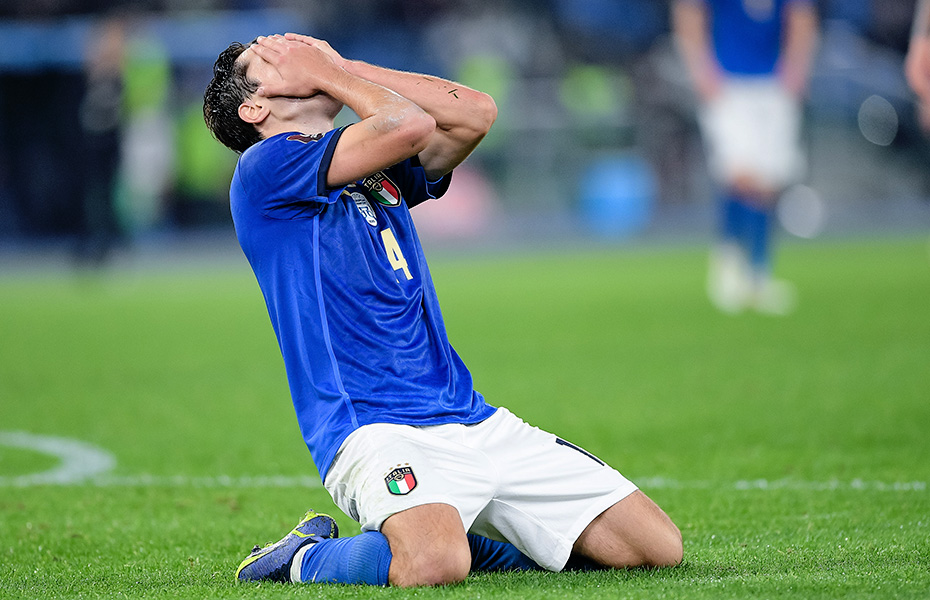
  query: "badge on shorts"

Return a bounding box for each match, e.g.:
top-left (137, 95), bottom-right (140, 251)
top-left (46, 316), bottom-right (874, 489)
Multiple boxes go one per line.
top-left (385, 465), bottom-right (417, 495)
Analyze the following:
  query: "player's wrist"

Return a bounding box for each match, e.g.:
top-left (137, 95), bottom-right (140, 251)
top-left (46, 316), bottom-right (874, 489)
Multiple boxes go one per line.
top-left (312, 59), bottom-right (357, 93)
top-left (341, 59), bottom-right (376, 81)
top-left (339, 57), bottom-right (358, 72)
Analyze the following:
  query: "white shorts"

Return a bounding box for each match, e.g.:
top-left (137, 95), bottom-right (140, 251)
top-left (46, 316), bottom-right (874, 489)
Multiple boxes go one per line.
top-left (699, 78), bottom-right (805, 190)
top-left (323, 407), bottom-right (637, 571)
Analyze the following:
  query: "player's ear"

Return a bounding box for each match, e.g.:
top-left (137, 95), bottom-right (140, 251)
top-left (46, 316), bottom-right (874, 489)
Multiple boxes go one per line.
top-left (238, 97), bottom-right (269, 124)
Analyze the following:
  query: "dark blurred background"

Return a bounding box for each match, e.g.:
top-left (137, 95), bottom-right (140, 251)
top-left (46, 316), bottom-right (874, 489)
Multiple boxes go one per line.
top-left (0, 0), bottom-right (927, 265)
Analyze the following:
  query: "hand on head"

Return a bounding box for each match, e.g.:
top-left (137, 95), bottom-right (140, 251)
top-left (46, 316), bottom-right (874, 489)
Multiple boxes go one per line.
top-left (282, 33), bottom-right (345, 68)
top-left (248, 34), bottom-right (345, 99)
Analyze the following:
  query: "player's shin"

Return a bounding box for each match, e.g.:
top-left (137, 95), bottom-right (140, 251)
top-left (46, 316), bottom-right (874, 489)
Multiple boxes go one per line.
top-left (297, 531), bottom-right (392, 585)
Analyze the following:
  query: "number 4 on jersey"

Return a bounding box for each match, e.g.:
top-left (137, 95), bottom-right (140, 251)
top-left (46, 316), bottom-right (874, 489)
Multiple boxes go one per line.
top-left (380, 228), bottom-right (413, 281)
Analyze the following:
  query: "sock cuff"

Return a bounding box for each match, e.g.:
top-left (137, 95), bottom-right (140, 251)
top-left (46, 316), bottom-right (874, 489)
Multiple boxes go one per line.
top-left (346, 531), bottom-right (392, 586)
top-left (291, 544), bottom-right (316, 583)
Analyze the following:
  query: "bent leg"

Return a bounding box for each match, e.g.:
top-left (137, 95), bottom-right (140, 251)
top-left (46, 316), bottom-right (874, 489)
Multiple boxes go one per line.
top-left (572, 490), bottom-right (682, 569)
top-left (381, 503), bottom-right (471, 587)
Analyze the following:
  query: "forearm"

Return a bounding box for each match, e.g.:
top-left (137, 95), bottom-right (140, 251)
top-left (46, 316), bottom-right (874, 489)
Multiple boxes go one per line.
top-left (340, 60), bottom-right (495, 178)
top-left (342, 60), bottom-right (496, 134)
top-left (325, 65), bottom-right (426, 126)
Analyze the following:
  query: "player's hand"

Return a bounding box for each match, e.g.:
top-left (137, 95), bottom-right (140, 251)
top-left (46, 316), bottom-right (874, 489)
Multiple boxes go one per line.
top-left (250, 35), bottom-right (340, 98)
top-left (282, 32), bottom-right (346, 69)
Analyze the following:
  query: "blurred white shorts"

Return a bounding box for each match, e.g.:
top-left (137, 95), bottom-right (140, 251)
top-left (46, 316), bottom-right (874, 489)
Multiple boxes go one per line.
top-left (699, 77), bottom-right (805, 190)
top-left (323, 406), bottom-right (637, 571)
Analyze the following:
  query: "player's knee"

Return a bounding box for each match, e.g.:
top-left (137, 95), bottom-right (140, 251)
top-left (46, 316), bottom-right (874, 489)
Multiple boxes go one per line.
top-left (391, 542), bottom-right (470, 587)
top-left (612, 517), bottom-right (682, 569)
top-left (642, 522), bottom-right (683, 568)
top-left (419, 548), bottom-right (470, 586)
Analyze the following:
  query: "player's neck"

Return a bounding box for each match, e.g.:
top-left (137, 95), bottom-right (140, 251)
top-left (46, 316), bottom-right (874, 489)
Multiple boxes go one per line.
top-left (260, 112), bottom-right (335, 140)
top-left (260, 95), bottom-right (341, 139)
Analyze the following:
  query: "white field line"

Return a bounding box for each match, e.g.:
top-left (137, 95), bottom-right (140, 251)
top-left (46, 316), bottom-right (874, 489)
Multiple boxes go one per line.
top-left (0, 473), bottom-right (324, 488)
top-left (0, 431), bottom-right (927, 492)
top-left (0, 431), bottom-right (116, 485)
top-left (635, 476), bottom-right (928, 493)
top-left (1, 473), bottom-right (926, 492)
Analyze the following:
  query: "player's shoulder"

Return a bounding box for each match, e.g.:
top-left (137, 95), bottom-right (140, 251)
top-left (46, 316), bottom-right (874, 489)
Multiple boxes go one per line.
top-left (236, 131), bottom-right (335, 184)
top-left (242, 131), bottom-right (328, 162)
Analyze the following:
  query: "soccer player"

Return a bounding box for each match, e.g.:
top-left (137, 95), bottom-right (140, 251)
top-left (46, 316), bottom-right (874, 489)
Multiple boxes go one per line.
top-left (202, 33), bottom-right (682, 587)
top-left (672, 0), bottom-right (818, 314)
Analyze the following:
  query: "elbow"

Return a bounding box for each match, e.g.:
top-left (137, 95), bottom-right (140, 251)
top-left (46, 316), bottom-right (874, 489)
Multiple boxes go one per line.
top-left (474, 92), bottom-right (498, 135)
top-left (442, 91), bottom-right (497, 147)
top-left (399, 108), bottom-right (436, 155)
top-left (411, 112), bottom-right (437, 155)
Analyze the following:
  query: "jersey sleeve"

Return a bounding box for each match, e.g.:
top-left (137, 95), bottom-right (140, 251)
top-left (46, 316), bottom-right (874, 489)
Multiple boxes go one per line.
top-left (235, 127), bottom-right (347, 219)
top-left (389, 155), bottom-right (453, 210)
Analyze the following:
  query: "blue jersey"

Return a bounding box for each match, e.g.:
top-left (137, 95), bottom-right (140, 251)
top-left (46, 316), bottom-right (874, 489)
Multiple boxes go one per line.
top-left (230, 127), bottom-right (496, 480)
top-left (698, 0), bottom-right (810, 76)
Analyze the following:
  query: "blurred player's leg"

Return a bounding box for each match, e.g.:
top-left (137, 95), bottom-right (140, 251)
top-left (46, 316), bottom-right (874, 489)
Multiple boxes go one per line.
top-left (702, 81), bottom-right (801, 315)
top-left (743, 198), bottom-right (796, 315)
top-left (707, 193), bottom-right (752, 313)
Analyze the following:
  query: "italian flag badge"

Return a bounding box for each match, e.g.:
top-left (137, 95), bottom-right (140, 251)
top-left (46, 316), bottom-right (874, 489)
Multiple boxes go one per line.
top-left (385, 466), bottom-right (417, 495)
top-left (365, 172), bottom-right (402, 206)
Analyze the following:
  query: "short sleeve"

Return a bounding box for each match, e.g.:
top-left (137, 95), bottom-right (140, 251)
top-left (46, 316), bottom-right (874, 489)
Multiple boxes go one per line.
top-left (394, 155), bottom-right (453, 209)
top-left (235, 127), bottom-right (346, 219)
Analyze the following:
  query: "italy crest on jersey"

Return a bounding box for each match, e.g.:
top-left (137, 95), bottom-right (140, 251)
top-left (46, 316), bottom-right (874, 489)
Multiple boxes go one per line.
top-left (385, 465), bottom-right (417, 495)
top-left (364, 172), bottom-right (402, 206)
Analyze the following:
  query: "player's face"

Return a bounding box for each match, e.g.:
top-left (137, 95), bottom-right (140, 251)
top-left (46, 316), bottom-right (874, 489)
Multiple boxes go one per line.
top-left (237, 45), bottom-right (343, 120)
top-left (238, 45), bottom-right (276, 92)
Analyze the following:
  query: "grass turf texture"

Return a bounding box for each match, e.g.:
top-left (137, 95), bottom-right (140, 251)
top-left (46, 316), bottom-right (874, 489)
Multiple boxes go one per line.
top-left (1, 236), bottom-right (928, 598)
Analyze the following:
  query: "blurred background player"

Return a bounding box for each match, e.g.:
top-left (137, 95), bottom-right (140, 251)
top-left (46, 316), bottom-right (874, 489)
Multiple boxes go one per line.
top-left (672, 0), bottom-right (818, 315)
top-left (76, 14), bottom-right (126, 267)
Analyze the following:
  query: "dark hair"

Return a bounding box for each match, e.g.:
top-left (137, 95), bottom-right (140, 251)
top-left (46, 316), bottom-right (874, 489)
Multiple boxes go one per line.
top-left (203, 41), bottom-right (262, 154)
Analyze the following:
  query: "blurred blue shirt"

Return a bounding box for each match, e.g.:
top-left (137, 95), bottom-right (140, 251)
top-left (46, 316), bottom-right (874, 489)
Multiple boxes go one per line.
top-left (695, 0), bottom-right (811, 76)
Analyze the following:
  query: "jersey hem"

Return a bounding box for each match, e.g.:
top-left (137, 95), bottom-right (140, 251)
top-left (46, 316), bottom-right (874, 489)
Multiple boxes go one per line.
top-left (316, 406), bottom-right (499, 481)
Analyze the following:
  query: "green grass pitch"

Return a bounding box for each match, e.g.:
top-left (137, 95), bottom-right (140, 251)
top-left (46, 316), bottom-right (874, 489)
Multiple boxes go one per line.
top-left (1, 236), bottom-right (928, 598)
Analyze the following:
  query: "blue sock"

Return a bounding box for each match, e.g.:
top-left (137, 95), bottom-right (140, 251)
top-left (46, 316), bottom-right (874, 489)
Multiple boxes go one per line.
top-left (742, 200), bottom-right (772, 273)
top-left (299, 531), bottom-right (392, 585)
top-left (467, 534), bottom-right (541, 572)
top-left (720, 193), bottom-right (744, 244)
top-left (721, 191), bottom-right (773, 273)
